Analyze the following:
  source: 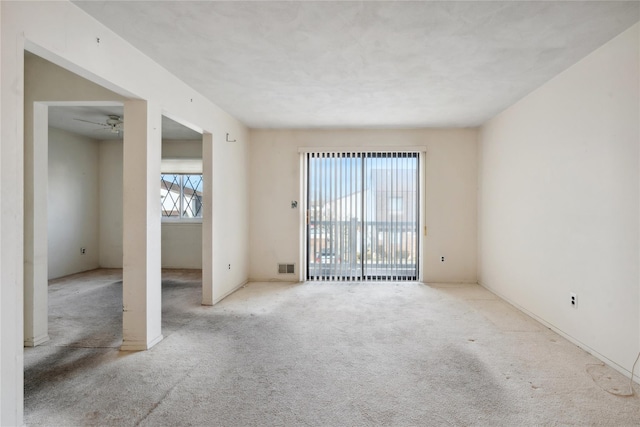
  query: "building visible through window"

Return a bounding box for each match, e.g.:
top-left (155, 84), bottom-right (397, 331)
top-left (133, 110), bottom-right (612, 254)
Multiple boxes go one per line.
top-left (160, 174), bottom-right (203, 219)
top-left (389, 196), bottom-right (404, 214)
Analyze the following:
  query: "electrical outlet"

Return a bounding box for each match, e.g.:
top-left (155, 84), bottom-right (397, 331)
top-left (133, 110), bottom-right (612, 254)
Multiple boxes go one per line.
top-left (570, 292), bottom-right (578, 308)
top-left (228, 264), bottom-right (231, 270)
top-left (441, 256), bottom-right (445, 262)
top-left (80, 248), bottom-right (86, 255)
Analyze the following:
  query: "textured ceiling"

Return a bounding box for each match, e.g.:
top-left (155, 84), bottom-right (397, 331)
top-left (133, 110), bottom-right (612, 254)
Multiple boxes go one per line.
top-left (49, 105), bottom-right (202, 140)
top-left (73, 1), bottom-right (639, 128)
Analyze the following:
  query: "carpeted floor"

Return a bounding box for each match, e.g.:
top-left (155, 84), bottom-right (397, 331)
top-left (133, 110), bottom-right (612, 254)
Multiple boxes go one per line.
top-left (24, 269), bottom-right (640, 426)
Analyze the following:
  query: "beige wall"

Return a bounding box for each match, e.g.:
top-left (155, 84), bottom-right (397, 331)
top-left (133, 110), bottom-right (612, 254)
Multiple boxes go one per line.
top-left (212, 131), bottom-right (250, 295)
top-left (161, 139), bottom-right (203, 269)
top-left (99, 139), bottom-right (204, 269)
top-left (249, 129), bottom-right (478, 283)
top-left (478, 24), bottom-right (639, 377)
top-left (48, 128), bottom-right (100, 279)
top-left (51, 134), bottom-right (205, 273)
top-left (25, 52), bottom-right (125, 271)
top-left (161, 224), bottom-right (202, 269)
top-left (162, 139), bottom-right (202, 159)
top-left (98, 140), bottom-right (123, 267)
top-left (23, 48), bottom-right (125, 349)
top-left (2, 2), bottom-right (249, 423)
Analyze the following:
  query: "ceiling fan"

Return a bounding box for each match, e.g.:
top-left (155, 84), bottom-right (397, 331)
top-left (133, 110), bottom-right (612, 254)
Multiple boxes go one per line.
top-left (74, 114), bottom-right (124, 135)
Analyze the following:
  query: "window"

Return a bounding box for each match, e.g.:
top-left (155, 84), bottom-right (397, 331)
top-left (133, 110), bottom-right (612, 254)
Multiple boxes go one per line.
top-left (160, 174), bottom-right (203, 219)
top-left (306, 151), bottom-right (419, 281)
top-left (389, 196), bottom-right (404, 214)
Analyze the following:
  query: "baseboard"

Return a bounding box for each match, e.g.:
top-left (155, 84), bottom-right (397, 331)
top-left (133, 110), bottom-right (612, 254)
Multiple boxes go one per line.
top-left (478, 279), bottom-right (639, 384)
top-left (24, 333), bottom-right (50, 347)
top-left (210, 280), bottom-right (249, 305)
top-left (424, 280), bottom-right (479, 286)
top-left (422, 275), bottom-right (478, 284)
top-left (120, 334), bottom-right (163, 351)
top-left (247, 277), bottom-right (300, 283)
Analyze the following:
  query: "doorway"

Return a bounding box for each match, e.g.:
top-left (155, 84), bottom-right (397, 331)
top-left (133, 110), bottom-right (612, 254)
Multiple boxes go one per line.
top-left (306, 151), bottom-right (419, 281)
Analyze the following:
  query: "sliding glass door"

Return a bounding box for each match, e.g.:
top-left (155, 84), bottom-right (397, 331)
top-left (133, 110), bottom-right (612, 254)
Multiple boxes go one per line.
top-left (307, 152), bottom-right (419, 281)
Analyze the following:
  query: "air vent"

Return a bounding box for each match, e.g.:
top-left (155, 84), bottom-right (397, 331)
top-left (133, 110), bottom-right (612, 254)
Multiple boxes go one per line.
top-left (278, 263), bottom-right (295, 274)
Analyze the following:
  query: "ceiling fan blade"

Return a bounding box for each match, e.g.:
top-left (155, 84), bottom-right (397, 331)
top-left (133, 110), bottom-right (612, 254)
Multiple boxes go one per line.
top-left (73, 118), bottom-right (110, 127)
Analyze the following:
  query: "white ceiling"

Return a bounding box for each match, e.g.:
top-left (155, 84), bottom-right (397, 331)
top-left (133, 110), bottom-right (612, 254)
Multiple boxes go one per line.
top-left (48, 105), bottom-right (202, 140)
top-left (73, 1), bottom-right (639, 129)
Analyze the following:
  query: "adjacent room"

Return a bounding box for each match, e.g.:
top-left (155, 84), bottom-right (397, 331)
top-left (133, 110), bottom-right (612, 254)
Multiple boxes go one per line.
top-left (1, 1), bottom-right (639, 425)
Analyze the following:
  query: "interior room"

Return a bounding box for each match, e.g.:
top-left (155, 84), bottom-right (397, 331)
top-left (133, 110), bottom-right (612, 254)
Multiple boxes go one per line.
top-left (2, 1), bottom-right (639, 425)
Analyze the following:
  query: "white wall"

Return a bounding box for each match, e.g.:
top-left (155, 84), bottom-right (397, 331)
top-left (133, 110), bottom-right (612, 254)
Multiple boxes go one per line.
top-left (48, 128), bottom-right (100, 279)
top-left (27, 55), bottom-right (207, 271)
top-left (478, 24), bottom-right (640, 377)
top-left (161, 139), bottom-right (203, 269)
top-left (23, 49), bottom-right (125, 348)
top-left (211, 131), bottom-right (250, 297)
top-left (162, 139), bottom-right (202, 159)
top-left (161, 224), bottom-right (202, 268)
top-left (2, 2), bottom-right (249, 423)
top-left (98, 140), bottom-right (123, 268)
top-left (249, 129), bottom-right (478, 283)
top-left (99, 139), bottom-right (204, 269)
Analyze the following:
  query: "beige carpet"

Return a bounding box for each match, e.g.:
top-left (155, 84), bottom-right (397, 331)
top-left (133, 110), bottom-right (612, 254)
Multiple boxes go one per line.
top-left (24, 269), bottom-right (640, 426)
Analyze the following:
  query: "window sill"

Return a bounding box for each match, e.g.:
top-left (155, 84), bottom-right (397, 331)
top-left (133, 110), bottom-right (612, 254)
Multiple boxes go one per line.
top-left (161, 219), bottom-right (203, 225)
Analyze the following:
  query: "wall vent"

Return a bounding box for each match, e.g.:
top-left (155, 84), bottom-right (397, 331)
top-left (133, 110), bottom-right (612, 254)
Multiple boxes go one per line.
top-left (278, 263), bottom-right (295, 274)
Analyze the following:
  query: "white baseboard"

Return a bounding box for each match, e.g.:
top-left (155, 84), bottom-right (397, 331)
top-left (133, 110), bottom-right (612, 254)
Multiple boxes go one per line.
top-left (120, 334), bottom-right (163, 351)
top-left (210, 280), bottom-right (249, 305)
top-left (478, 280), bottom-right (639, 384)
top-left (247, 277), bottom-right (300, 283)
top-left (24, 333), bottom-right (50, 347)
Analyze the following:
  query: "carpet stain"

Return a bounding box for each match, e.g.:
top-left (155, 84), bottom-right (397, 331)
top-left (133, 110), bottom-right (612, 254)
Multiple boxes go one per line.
top-left (23, 274), bottom-right (640, 426)
top-left (586, 363), bottom-right (634, 397)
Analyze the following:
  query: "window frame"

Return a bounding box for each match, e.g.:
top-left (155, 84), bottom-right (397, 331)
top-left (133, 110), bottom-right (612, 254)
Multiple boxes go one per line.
top-left (160, 172), bottom-right (203, 223)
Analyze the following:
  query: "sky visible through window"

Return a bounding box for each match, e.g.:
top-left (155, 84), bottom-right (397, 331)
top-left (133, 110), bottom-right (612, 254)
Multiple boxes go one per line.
top-left (161, 174), bottom-right (203, 218)
top-left (184, 174), bottom-right (203, 192)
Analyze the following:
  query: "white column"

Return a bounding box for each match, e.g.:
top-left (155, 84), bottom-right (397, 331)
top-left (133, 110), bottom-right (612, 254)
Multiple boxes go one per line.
top-left (202, 133), bottom-right (214, 305)
top-left (121, 100), bottom-right (163, 351)
top-left (1, 6), bottom-right (25, 423)
top-left (23, 102), bottom-right (49, 347)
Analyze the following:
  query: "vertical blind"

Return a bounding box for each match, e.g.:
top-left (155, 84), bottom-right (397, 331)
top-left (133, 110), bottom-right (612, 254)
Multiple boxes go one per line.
top-left (307, 151), bottom-right (419, 281)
